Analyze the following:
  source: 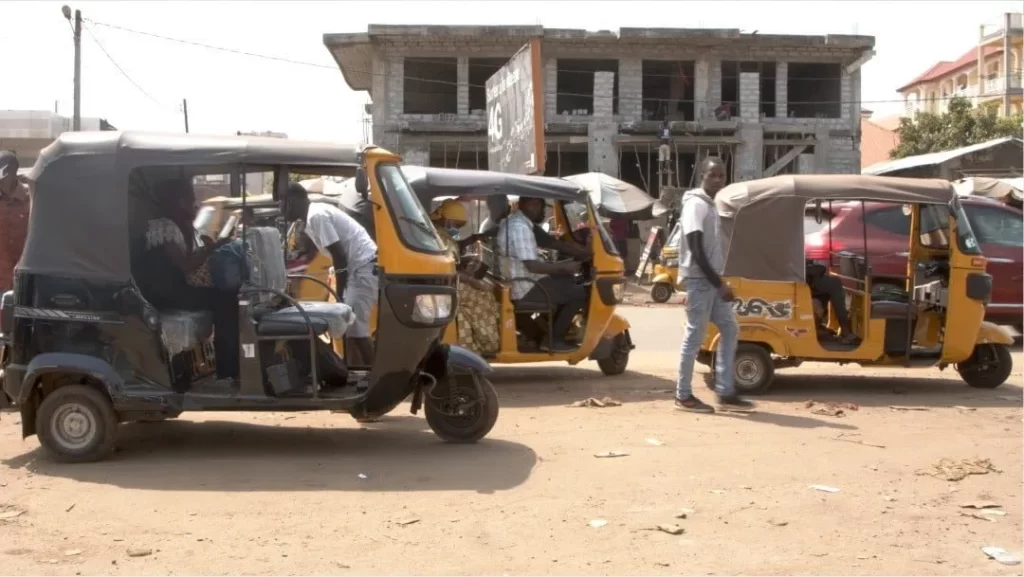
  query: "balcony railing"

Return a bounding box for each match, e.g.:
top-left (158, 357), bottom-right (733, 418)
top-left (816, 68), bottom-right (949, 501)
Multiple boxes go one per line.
top-left (983, 76), bottom-right (1023, 95)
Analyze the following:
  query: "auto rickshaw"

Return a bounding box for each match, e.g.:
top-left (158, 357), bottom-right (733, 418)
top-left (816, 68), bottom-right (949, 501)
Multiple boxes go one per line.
top-left (399, 167), bottom-right (634, 376)
top-left (698, 174), bottom-right (1015, 395)
top-left (650, 221), bottom-right (681, 303)
top-left (0, 131), bottom-right (498, 463)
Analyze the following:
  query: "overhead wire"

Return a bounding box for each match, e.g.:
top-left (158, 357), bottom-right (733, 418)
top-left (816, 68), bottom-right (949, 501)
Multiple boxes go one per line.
top-left (83, 18), bottom-right (1024, 107)
top-left (83, 22), bottom-right (173, 110)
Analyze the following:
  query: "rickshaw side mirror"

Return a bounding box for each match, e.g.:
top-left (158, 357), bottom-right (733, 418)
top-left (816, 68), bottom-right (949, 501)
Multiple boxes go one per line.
top-left (354, 167), bottom-right (369, 198)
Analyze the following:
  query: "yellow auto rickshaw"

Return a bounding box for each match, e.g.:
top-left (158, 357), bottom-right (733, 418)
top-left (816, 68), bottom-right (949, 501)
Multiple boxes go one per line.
top-left (650, 221), bottom-right (681, 303)
top-left (399, 167), bottom-right (634, 376)
top-left (699, 174), bottom-right (1015, 395)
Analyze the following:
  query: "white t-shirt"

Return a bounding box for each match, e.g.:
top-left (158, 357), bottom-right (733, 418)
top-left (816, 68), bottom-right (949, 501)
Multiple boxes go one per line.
top-left (305, 202), bottom-right (377, 270)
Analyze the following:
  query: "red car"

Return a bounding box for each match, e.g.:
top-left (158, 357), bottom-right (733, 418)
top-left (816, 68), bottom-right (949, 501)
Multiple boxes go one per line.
top-left (804, 197), bottom-right (1023, 331)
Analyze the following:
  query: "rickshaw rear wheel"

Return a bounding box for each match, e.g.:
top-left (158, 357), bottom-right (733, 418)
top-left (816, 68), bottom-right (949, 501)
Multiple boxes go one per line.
top-left (597, 333), bottom-right (631, 376)
top-left (650, 283), bottom-right (673, 304)
top-left (425, 374), bottom-right (499, 443)
top-left (703, 344), bottom-right (775, 395)
top-left (957, 343), bottom-right (1013, 389)
top-left (36, 384), bottom-right (118, 463)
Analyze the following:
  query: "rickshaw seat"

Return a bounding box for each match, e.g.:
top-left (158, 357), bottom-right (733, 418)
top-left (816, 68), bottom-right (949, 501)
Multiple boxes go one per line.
top-left (256, 302), bottom-right (355, 338)
top-left (513, 299), bottom-right (554, 314)
top-left (160, 310), bottom-right (215, 356)
top-left (871, 300), bottom-right (915, 320)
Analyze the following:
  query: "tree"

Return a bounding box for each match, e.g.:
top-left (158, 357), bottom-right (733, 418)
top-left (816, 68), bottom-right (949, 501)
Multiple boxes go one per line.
top-left (890, 96), bottom-right (1023, 159)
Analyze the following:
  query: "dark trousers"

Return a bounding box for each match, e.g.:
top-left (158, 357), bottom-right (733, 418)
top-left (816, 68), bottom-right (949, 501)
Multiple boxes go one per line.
top-left (809, 274), bottom-right (852, 333)
top-left (522, 275), bottom-right (588, 343)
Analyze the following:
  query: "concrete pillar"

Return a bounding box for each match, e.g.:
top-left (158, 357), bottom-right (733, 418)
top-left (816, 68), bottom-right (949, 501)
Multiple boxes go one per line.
top-left (588, 122), bottom-right (618, 176)
top-left (370, 50), bottom-right (389, 143)
top-left (739, 72), bottom-right (761, 121)
top-left (797, 154), bottom-right (815, 175)
top-left (774, 61), bottom-right (788, 119)
top-left (619, 58), bottom-right (643, 121)
top-left (840, 72), bottom-right (853, 122)
top-left (694, 59), bottom-right (711, 120)
top-left (402, 145), bottom-right (430, 167)
top-left (389, 57), bottom-right (405, 119)
top-left (457, 57), bottom-right (469, 116)
top-left (593, 71), bottom-right (615, 120)
top-left (708, 59), bottom-right (723, 112)
top-left (544, 58), bottom-right (558, 119)
top-left (813, 126), bottom-right (831, 173)
top-left (736, 123), bottom-right (764, 181)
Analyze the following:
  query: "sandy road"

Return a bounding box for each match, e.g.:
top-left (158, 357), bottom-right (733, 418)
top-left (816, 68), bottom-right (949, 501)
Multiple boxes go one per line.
top-left (0, 304), bottom-right (1021, 576)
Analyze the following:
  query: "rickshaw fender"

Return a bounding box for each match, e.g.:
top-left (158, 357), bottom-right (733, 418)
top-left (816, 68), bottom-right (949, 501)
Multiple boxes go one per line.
top-left (446, 345), bottom-right (493, 374)
top-left (603, 314), bottom-right (631, 338)
top-left (975, 322), bottom-right (1015, 346)
top-left (709, 324), bottom-right (790, 357)
top-left (651, 273), bottom-right (672, 285)
top-left (18, 353), bottom-right (122, 407)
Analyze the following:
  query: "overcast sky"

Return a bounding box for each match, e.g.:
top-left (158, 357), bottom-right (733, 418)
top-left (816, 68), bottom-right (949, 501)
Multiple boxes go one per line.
top-left (2, 0), bottom-right (1020, 142)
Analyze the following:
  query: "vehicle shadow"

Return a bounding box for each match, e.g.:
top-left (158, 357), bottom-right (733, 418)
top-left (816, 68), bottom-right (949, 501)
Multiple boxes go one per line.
top-left (488, 366), bottom-right (675, 408)
top-left (766, 373), bottom-right (1023, 409)
top-left (2, 419), bottom-right (537, 494)
top-left (717, 410), bottom-right (859, 431)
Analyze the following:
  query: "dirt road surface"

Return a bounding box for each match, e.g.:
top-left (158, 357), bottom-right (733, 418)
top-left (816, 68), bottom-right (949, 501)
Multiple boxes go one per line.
top-left (1, 305), bottom-right (1021, 576)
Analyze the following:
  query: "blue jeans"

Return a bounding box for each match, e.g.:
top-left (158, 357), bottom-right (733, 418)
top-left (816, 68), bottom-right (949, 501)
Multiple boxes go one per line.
top-left (676, 277), bottom-right (738, 399)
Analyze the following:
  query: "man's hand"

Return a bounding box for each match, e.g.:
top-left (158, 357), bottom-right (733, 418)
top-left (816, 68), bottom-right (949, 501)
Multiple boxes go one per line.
top-left (558, 261), bottom-right (581, 276)
top-left (719, 285), bottom-right (736, 302)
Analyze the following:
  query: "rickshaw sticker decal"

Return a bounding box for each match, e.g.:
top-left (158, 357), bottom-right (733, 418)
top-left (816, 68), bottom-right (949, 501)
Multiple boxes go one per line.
top-left (732, 298), bottom-right (793, 320)
top-left (785, 326), bottom-right (808, 338)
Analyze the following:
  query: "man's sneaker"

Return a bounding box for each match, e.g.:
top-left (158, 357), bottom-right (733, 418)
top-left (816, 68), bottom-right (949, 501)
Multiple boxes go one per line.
top-left (717, 395), bottom-right (756, 412)
top-left (674, 395), bottom-right (715, 414)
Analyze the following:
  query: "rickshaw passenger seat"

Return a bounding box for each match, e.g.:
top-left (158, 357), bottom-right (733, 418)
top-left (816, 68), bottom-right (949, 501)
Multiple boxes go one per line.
top-left (160, 309), bottom-right (215, 356)
top-left (871, 300), bottom-right (916, 320)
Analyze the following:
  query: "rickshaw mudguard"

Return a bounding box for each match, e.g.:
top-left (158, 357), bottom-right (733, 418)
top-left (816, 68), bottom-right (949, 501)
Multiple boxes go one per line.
top-left (975, 321), bottom-right (1015, 346)
top-left (447, 344), bottom-right (493, 374)
top-left (706, 323), bottom-right (790, 357)
top-left (602, 314), bottom-right (630, 339)
top-left (651, 273), bottom-right (673, 285)
top-left (18, 352), bottom-right (125, 407)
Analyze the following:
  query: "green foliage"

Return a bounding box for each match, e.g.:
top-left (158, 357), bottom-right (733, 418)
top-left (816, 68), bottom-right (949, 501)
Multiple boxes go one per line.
top-left (890, 96), bottom-right (1023, 159)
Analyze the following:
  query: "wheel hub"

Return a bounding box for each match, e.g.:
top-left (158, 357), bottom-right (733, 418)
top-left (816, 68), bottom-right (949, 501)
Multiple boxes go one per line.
top-left (735, 358), bottom-right (761, 385)
top-left (51, 403), bottom-right (97, 451)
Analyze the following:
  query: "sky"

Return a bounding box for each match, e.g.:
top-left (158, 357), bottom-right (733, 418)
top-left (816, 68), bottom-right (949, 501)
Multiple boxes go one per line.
top-left (2, 0), bottom-right (1021, 142)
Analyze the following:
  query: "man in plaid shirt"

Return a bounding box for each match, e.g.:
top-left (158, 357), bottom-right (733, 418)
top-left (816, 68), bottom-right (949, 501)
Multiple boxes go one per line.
top-left (0, 151), bottom-right (30, 292)
top-left (496, 196), bottom-right (587, 352)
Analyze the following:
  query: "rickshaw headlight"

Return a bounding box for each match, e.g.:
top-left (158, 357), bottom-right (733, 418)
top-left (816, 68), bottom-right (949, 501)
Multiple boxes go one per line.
top-left (611, 282), bottom-right (625, 302)
top-left (412, 294), bottom-right (453, 323)
top-left (665, 258), bottom-right (678, 268)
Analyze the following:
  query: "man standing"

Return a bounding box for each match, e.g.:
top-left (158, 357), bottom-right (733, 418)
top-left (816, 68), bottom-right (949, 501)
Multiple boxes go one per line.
top-left (281, 183), bottom-right (378, 364)
top-left (496, 196), bottom-right (586, 353)
top-left (675, 157), bottom-right (754, 413)
top-left (0, 151), bottom-right (30, 292)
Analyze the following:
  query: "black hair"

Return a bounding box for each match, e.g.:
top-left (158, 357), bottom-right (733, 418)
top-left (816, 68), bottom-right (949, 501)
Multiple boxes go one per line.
top-left (286, 182), bottom-right (308, 198)
top-left (700, 156), bottom-right (726, 177)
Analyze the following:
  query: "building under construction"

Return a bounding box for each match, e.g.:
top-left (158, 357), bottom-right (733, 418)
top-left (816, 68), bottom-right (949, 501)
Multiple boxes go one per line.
top-left (325, 25), bottom-right (875, 197)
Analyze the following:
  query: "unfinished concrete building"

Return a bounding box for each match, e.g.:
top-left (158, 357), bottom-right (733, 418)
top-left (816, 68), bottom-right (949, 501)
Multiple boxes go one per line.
top-left (325, 26), bottom-right (875, 196)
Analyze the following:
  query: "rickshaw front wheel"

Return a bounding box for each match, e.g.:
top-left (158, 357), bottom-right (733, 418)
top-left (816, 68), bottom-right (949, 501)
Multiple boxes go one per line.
top-left (957, 343), bottom-right (1013, 389)
top-left (36, 384), bottom-right (118, 463)
top-left (597, 333), bottom-right (631, 376)
top-left (650, 283), bottom-right (673, 304)
top-left (425, 374), bottom-right (499, 443)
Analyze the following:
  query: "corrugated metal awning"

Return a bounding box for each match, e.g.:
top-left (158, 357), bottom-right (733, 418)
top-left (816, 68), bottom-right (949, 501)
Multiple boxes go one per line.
top-left (862, 136), bottom-right (1022, 176)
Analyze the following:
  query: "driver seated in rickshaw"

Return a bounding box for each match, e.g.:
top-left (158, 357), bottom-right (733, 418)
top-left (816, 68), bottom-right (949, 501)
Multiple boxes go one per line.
top-left (429, 200), bottom-right (500, 355)
top-left (496, 196), bottom-right (586, 353)
top-left (132, 177), bottom-right (241, 385)
top-left (805, 260), bottom-right (858, 345)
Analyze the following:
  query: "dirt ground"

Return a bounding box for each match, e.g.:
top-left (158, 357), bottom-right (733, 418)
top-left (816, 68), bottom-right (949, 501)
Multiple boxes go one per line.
top-left (1, 304), bottom-right (1022, 576)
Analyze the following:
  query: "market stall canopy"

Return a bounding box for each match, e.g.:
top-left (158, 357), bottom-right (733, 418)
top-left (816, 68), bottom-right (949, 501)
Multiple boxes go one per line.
top-left (953, 176), bottom-right (1023, 208)
top-left (563, 172), bottom-right (667, 219)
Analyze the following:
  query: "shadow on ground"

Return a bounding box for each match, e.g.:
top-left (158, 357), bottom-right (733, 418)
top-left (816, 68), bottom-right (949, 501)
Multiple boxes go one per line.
top-left (761, 373), bottom-right (1023, 409)
top-left (2, 419), bottom-right (536, 494)
top-left (487, 366), bottom-right (675, 408)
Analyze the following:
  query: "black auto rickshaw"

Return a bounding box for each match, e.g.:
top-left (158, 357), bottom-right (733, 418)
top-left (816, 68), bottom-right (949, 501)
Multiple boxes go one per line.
top-left (0, 131), bottom-right (498, 462)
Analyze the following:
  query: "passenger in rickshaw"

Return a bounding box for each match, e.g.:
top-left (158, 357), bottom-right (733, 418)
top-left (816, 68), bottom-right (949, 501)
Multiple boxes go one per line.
top-left (496, 196), bottom-right (586, 353)
top-left (430, 200), bottom-right (500, 354)
top-left (282, 182), bottom-right (378, 363)
top-left (133, 177), bottom-right (240, 383)
top-left (805, 260), bottom-right (858, 344)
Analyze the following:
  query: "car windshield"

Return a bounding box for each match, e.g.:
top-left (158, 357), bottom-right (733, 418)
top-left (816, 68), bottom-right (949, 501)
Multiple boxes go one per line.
top-left (376, 163), bottom-right (446, 253)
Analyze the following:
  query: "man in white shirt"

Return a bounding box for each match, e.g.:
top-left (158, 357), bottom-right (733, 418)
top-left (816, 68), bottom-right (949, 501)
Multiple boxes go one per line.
top-left (496, 196), bottom-right (585, 353)
top-left (282, 183), bottom-right (378, 364)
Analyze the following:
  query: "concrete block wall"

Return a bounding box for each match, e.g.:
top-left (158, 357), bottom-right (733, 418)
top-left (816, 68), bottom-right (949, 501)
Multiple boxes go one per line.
top-left (774, 61), bottom-right (788, 118)
top-left (457, 57), bottom-right (470, 116)
top-left (588, 122), bottom-right (619, 177)
top-left (619, 58), bottom-right (643, 120)
top-left (736, 124), bottom-right (764, 181)
top-left (694, 60), bottom-right (711, 120)
top-left (593, 71), bottom-right (616, 120)
top-left (739, 72), bottom-right (761, 121)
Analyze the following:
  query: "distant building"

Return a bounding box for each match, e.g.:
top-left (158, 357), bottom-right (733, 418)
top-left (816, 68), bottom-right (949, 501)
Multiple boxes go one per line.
top-left (859, 109), bottom-right (900, 168)
top-left (899, 12), bottom-right (1022, 117)
top-left (0, 110), bottom-right (116, 166)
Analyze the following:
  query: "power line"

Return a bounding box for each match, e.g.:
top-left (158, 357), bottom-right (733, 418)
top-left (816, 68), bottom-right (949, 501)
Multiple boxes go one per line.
top-left (83, 23), bottom-right (170, 109)
top-left (83, 18), bottom-right (1024, 107)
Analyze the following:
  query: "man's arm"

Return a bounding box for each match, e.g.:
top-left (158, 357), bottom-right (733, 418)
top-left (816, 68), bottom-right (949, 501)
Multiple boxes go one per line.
top-left (325, 242), bottom-right (350, 289)
top-left (306, 212), bottom-right (350, 288)
top-left (508, 220), bottom-right (577, 276)
top-left (533, 225), bottom-right (589, 260)
top-left (682, 200), bottom-right (728, 295)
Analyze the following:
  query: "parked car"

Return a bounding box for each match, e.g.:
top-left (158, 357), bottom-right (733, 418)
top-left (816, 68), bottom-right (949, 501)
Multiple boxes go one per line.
top-left (804, 197), bottom-right (1023, 330)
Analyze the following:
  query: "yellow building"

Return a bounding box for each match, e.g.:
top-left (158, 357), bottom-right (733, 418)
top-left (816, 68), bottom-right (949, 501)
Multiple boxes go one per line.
top-left (899, 13), bottom-right (1023, 117)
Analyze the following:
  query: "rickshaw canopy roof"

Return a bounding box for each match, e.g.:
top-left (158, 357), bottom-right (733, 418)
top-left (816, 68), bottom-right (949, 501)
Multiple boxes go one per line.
top-left (400, 166), bottom-right (588, 206)
top-left (715, 174), bottom-right (958, 282)
top-left (20, 131), bottom-right (365, 283)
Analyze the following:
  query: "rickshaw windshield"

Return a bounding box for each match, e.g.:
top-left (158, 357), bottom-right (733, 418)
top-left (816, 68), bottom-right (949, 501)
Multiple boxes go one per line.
top-left (951, 199), bottom-right (981, 255)
top-left (377, 163), bottom-right (446, 253)
top-left (565, 200), bottom-right (618, 256)
top-left (917, 202), bottom-right (981, 255)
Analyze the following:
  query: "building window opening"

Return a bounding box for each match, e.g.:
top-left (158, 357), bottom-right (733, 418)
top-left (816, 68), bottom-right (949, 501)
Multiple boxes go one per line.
top-left (428, 142), bottom-right (489, 170)
top-left (556, 59), bottom-right (619, 116)
top-left (641, 60), bottom-right (695, 121)
top-left (787, 62), bottom-right (842, 119)
top-left (468, 57), bottom-right (509, 114)
top-left (721, 61), bottom-right (776, 119)
top-left (542, 145), bottom-right (589, 177)
top-left (403, 57), bottom-right (458, 115)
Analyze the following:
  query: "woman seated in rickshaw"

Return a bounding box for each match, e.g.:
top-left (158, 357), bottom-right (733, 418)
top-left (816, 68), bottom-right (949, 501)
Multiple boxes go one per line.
top-left (430, 200), bottom-right (500, 355)
top-left (133, 177), bottom-right (241, 384)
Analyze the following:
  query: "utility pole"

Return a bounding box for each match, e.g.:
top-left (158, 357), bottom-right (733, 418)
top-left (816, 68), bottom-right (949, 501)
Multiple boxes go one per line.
top-left (182, 98), bottom-right (190, 133)
top-left (62, 5), bottom-right (82, 131)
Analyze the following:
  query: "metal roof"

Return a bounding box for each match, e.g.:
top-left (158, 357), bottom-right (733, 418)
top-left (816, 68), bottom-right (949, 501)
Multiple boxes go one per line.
top-left (862, 137), bottom-right (1023, 176)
